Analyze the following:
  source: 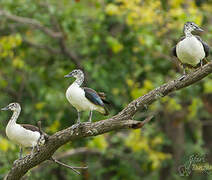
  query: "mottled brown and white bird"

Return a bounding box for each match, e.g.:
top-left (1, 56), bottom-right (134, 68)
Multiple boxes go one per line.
top-left (172, 22), bottom-right (210, 75)
top-left (65, 69), bottom-right (109, 125)
top-left (1, 102), bottom-right (45, 159)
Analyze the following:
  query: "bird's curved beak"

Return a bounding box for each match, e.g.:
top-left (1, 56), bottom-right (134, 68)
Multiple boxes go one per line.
top-left (1, 106), bottom-right (9, 111)
top-left (64, 73), bottom-right (73, 78)
top-left (195, 26), bottom-right (204, 32)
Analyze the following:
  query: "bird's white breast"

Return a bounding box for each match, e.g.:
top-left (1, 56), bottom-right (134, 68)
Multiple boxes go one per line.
top-left (6, 123), bottom-right (40, 148)
top-left (66, 83), bottom-right (99, 112)
top-left (176, 36), bottom-right (205, 66)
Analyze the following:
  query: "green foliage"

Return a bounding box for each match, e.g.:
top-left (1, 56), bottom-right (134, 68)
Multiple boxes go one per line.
top-left (125, 129), bottom-right (171, 170)
top-left (87, 134), bottom-right (108, 152)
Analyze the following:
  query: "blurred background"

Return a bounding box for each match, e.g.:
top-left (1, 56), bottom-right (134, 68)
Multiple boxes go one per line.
top-left (0, 0), bottom-right (212, 179)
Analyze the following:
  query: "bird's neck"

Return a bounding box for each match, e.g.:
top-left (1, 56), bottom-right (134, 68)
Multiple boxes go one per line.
top-left (70, 81), bottom-right (80, 89)
top-left (74, 75), bottom-right (84, 86)
top-left (8, 109), bottom-right (21, 126)
top-left (184, 30), bottom-right (193, 38)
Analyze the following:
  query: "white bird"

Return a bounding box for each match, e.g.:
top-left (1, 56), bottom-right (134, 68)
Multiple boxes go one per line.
top-left (172, 22), bottom-right (210, 75)
top-left (1, 102), bottom-right (45, 159)
top-left (65, 69), bottom-right (109, 125)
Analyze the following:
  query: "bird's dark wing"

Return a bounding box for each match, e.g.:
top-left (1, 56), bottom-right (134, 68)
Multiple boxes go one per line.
top-left (97, 92), bottom-right (110, 105)
top-left (195, 35), bottom-right (210, 57)
top-left (83, 87), bottom-right (104, 107)
top-left (172, 46), bottom-right (177, 57)
top-left (21, 124), bottom-right (40, 132)
top-left (172, 36), bottom-right (186, 57)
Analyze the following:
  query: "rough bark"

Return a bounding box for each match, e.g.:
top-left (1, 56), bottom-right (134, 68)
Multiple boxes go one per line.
top-left (5, 62), bottom-right (212, 179)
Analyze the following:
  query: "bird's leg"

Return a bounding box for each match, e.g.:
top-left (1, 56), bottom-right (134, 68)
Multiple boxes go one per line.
top-left (19, 147), bottom-right (23, 159)
top-left (200, 59), bottom-right (203, 69)
top-left (183, 64), bottom-right (186, 76)
top-left (30, 145), bottom-right (35, 156)
top-left (13, 147), bottom-right (23, 165)
top-left (36, 143), bottom-right (40, 152)
top-left (88, 111), bottom-right (93, 123)
top-left (77, 111), bottom-right (81, 124)
top-left (179, 64), bottom-right (186, 80)
top-left (71, 111), bottom-right (81, 129)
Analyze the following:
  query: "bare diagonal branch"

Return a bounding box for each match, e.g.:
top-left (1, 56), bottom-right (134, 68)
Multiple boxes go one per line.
top-left (31, 147), bottom-right (100, 174)
top-left (22, 38), bottom-right (60, 54)
top-left (5, 62), bottom-right (212, 180)
top-left (0, 10), bottom-right (62, 38)
top-left (0, 9), bottom-right (84, 69)
top-left (118, 62), bottom-right (212, 119)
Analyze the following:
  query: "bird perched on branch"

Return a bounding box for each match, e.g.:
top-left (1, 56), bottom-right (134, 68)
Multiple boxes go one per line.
top-left (65, 69), bottom-right (109, 125)
top-left (172, 22), bottom-right (210, 75)
top-left (1, 103), bottom-right (45, 159)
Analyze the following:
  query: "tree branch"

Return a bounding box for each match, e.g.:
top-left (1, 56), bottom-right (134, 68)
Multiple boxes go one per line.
top-left (22, 38), bottom-right (60, 54)
top-left (5, 62), bottom-right (212, 179)
top-left (0, 9), bottom-right (62, 38)
top-left (58, 36), bottom-right (84, 69)
top-left (55, 147), bottom-right (101, 160)
top-left (31, 147), bottom-right (100, 174)
top-left (22, 38), bottom-right (83, 69)
top-left (0, 9), bottom-right (84, 69)
top-left (49, 157), bottom-right (87, 175)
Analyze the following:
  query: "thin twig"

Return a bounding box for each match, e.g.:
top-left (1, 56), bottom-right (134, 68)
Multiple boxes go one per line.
top-left (201, 120), bottom-right (212, 126)
top-left (0, 9), bottom-right (84, 69)
top-left (49, 157), bottom-right (88, 175)
top-left (22, 38), bottom-right (60, 54)
top-left (31, 147), bottom-right (100, 173)
top-left (55, 147), bottom-right (100, 159)
top-left (0, 9), bottom-right (62, 38)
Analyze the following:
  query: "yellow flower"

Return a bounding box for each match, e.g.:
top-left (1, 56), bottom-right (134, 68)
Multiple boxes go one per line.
top-left (105, 4), bottom-right (119, 16)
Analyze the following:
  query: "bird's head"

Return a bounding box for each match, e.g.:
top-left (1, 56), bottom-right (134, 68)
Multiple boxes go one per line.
top-left (64, 69), bottom-right (84, 79)
top-left (184, 22), bottom-right (203, 34)
top-left (1, 102), bottom-right (21, 111)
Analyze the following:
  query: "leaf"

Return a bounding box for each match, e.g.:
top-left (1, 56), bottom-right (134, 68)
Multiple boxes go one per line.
top-left (87, 135), bottom-right (108, 151)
